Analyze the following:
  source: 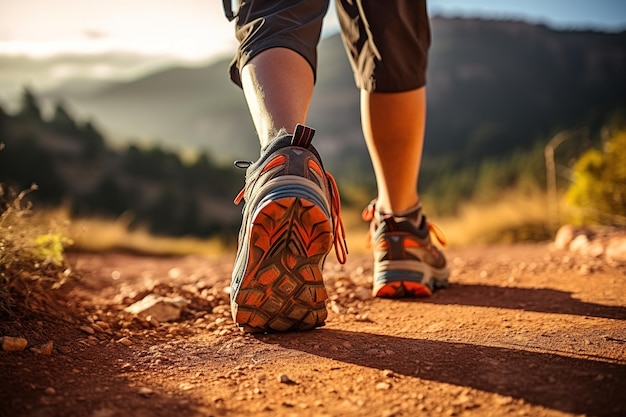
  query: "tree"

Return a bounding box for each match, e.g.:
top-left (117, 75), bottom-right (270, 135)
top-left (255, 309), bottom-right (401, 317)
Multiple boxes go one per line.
top-left (80, 121), bottom-right (105, 159)
top-left (565, 130), bottom-right (626, 226)
top-left (51, 101), bottom-right (78, 135)
top-left (0, 135), bottom-right (65, 204)
top-left (18, 88), bottom-right (43, 122)
top-left (0, 102), bottom-right (6, 138)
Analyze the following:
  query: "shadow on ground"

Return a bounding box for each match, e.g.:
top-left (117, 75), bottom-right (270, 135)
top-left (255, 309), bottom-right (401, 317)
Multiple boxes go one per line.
top-left (262, 328), bottom-right (626, 417)
top-left (421, 283), bottom-right (626, 320)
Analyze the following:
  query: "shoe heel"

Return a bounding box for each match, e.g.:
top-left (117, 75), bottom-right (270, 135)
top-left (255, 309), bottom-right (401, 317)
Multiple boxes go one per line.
top-left (233, 194), bottom-right (332, 332)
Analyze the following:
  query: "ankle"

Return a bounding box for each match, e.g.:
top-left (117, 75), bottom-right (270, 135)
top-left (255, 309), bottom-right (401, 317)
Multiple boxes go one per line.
top-left (375, 199), bottom-right (421, 217)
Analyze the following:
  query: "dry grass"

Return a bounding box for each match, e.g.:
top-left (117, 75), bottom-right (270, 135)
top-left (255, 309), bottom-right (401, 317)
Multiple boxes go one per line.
top-left (3, 186), bottom-right (553, 267)
top-left (0, 186), bottom-right (73, 267)
top-left (432, 187), bottom-right (552, 248)
top-left (340, 186), bottom-right (553, 253)
top-left (0, 186), bottom-right (73, 317)
top-left (68, 215), bottom-right (228, 257)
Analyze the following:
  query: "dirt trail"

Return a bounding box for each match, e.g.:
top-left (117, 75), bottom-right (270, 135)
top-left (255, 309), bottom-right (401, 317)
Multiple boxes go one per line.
top-left (1, 242), bottom-right (625, 417)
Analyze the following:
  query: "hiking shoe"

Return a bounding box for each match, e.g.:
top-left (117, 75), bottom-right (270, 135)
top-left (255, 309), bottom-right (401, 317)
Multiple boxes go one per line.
top-left (362, 200), bottom-right (449, 297)
top-left (231, 124), bottom-right (347, 332)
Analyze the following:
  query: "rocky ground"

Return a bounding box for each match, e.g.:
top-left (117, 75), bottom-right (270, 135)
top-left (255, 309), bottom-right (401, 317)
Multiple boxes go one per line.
top-left (1, 226), bottom-right (625, 417)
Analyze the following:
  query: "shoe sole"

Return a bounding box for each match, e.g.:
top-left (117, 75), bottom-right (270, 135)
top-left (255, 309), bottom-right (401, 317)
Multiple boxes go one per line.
top-left (232, 192), bottom-right (332, 333)
top-left (373, 268), bottom-right (449, 298)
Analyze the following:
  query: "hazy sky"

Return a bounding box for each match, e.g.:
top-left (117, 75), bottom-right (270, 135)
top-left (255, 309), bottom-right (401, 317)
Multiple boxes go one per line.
top-left (1, 0), bottom-right (625, 62)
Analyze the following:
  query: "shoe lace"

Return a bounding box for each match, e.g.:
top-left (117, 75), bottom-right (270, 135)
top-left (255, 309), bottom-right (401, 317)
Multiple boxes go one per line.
top-left (361, 199), bottom-right (447, 248)
top-left (326, 171), bottom-right (348, 264)
top-left (233, 164), bottom-right (348, 264)
top-left (361, 200), bottom-right (377, 250)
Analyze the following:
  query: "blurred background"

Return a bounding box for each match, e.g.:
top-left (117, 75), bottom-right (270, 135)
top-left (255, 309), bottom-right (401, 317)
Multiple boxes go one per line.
top-left (1, 0), bottom-right (625, 254)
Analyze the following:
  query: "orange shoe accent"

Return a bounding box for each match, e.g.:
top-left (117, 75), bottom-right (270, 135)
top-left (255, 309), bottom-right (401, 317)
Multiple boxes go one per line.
top-left (308, 159), bottom-right (324, 177)
top-left (374, 282), bottom-right (432, 298)
top-left (262, 155), bottom-right (286, 173)
top-left (403, 239), bottom-right (421, 249)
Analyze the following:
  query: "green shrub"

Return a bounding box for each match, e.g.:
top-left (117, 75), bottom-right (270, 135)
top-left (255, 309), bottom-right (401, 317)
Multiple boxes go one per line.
top-left (565, 130), bottom-right (626, 225)
top-left (0, 184), bottom-right (73, 317)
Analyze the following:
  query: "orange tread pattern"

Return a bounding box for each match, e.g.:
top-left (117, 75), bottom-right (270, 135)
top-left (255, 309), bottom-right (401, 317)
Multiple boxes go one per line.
top-left (233, 197), bottom-right (332, 332)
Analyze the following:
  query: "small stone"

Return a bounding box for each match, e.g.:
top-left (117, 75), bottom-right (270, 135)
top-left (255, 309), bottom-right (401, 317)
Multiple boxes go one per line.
top-left (117, 337), bottom-right (132, 346)
top-left (44, 387), bottom-right (56, 395)
top-left (375, 382), bottom-right (391, 390)
top-left (606, 237), bottom-right (626, 264)
top-left (125, 294), bottom-right (189, 322)
top-left (554, 225), bottom-right (578, 250)
top-left (91, 323), bottom-right (105, 333)
top-left (1, 336), bottom-right (28, 351)
top-left (40, 341), bottom-right (53, 355)
top-left (382, 369), bottom-right (395, 378)
top-left (495, 396), bottom-right (513, 406)
top-left (355, 314), bottom-right (373, 322)
top-left (95, 321), bottom-right (111, 331)
top-left (569, 234), bottom-right (590, 252)
top-left (138, 387), bottom-right (154, 397)
top-left (79, 326), bottom-right (95, 335)
top-left (453, 393), bottom-right (473, 405)
top-left (586, 242), bottom-right (604, 258)
top-left (278, 374), bottom-right (296, 385)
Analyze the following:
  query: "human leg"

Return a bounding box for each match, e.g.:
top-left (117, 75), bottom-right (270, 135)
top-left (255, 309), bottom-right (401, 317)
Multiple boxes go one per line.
top-left (360, 88), bottom-right (426, 214)
top-left (337, 0), bottom-right (449, 297)
top-left (226, 0), bottom-right (346, 332)
top-left (241, 48), bottom-right (314, 147)
top-left (228, 0), bottom-right (329, 146)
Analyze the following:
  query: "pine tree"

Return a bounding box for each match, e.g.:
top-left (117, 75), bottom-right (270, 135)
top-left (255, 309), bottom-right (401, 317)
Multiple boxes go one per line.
top-left (18, 87), bottom-right (42, 122)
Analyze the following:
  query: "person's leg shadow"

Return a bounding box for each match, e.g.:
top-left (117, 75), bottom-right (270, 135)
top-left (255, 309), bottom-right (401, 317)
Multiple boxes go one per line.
top-left (257, 283), bottom-right (626, 417)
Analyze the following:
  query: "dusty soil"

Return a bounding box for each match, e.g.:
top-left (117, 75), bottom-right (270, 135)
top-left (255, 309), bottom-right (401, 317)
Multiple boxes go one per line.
top-left (1, 241), bottom-right (625, 417)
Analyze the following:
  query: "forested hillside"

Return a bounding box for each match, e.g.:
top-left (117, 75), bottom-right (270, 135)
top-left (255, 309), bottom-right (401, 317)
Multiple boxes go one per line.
top-left (0, 91), bottom-right (243, 238)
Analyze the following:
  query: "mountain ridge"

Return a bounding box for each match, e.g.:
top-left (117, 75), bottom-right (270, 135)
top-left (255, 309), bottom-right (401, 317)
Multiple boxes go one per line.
top-left (14, 17), bottom-right (626, 180)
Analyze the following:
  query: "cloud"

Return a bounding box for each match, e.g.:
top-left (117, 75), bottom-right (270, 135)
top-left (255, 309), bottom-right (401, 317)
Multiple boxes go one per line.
top-left (83, 30), bottom-right (109, 40)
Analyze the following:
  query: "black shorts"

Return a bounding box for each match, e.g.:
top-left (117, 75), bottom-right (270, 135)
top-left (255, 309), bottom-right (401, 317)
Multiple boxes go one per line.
top-left (225, 0), bottom-right (431, 92)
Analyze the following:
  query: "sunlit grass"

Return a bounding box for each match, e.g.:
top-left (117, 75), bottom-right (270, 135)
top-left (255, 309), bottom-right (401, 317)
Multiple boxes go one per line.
top-left (0, 186), bottom-right (73, 316)
top-left (14, 185), bottom-right (553, 264)
top-left (68, 215), bottom-right (229, 257)
top-left (0, 186), bottom-right (72, 268)
top-left (339, 185), bottom-right (554, 253)
top-left (431, 187), bottom-right (552, 248)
